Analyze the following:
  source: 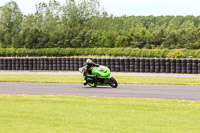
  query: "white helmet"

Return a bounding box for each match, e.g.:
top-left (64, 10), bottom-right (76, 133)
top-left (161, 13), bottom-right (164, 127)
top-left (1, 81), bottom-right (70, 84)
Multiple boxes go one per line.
top-left (86, 59), bottom-right (93, 65)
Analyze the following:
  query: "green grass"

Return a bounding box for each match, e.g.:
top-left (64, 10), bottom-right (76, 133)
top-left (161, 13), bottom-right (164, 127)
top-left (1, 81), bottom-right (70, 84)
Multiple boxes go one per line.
top-left (0, 74), bottom-right (200, 85)
top-left (0, 95), bottom-right (200, 133)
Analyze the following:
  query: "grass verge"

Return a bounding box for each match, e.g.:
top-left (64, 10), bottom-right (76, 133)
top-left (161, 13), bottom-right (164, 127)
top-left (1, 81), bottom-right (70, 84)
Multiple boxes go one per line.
top-left (0, 74), bottom-right (200, 85)
top-left (0, 95), bottom-right (200, 133)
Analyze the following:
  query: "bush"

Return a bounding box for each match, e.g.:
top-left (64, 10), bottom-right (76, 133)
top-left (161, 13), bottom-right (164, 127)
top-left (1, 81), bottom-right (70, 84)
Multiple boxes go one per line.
top-left (0, 48), bottom-right (199, 58)
top-left (166, 49), bottom-right (184, 58)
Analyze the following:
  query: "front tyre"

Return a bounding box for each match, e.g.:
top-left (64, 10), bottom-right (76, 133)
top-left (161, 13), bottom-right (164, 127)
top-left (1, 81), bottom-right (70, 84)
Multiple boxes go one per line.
top-left (88, 82), bottom-right (97, 87)
top-left (109, 77), bottom-right (118, 88)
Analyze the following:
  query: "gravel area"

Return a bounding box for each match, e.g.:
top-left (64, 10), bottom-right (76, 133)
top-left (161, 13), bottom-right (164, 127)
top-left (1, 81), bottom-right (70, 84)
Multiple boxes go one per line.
top-left (0, 71), bottom-right (199, 77)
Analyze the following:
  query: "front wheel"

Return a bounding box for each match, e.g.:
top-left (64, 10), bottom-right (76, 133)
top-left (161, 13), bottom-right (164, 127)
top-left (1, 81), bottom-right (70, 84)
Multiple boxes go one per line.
top-left (88, 82), bottom-right (97, 87)
top-left (109, 77), bottom-right (118, 88)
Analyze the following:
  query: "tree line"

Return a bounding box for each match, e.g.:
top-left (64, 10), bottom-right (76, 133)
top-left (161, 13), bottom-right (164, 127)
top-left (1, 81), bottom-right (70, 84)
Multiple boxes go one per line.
top-left (0, 0), bottom-right (200, 49)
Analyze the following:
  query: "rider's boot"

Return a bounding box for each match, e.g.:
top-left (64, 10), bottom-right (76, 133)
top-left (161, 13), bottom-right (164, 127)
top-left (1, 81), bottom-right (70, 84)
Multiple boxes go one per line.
top-left (83, 76), bottom-right (88, 85)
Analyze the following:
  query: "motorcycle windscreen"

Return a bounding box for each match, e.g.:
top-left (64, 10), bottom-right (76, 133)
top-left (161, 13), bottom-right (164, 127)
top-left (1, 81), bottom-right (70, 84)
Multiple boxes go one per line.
top-left (98, 66), bottom-right (106, 72)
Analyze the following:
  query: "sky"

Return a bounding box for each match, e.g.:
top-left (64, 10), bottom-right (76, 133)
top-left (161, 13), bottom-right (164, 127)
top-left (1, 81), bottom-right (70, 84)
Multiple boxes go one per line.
top-left (0, 0), bottom-right (200, 16)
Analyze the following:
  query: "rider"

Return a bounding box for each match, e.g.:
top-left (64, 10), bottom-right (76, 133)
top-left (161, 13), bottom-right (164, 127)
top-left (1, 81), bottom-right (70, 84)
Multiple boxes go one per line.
top-left (83, 59), bottom-right (99, 85)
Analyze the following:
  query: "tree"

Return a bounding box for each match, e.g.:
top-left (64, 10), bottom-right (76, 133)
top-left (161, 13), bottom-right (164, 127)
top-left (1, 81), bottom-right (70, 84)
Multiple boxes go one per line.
top-left (0, 1), bottom-right (23, 48)
top-left (61, 0), bottom-right (105, 47)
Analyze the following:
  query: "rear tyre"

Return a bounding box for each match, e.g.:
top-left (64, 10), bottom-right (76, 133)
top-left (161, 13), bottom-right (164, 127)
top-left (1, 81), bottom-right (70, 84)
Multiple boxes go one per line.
top-left (109, 77), bottom-right (118, 88)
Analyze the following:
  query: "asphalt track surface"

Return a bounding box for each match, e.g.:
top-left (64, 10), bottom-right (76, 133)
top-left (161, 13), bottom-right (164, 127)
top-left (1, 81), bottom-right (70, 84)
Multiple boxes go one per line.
top-left (0, 82), bottom-right (200, 101)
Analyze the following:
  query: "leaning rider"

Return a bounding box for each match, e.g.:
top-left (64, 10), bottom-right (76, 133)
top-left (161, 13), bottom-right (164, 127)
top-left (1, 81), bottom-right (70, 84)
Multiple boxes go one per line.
top-left (82, 59), bottom-right (99, 85)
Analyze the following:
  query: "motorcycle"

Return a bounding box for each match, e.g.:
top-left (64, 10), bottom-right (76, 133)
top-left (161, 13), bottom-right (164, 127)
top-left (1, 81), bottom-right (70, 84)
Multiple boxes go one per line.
top-left (79, 65), bottom-right (118, 88)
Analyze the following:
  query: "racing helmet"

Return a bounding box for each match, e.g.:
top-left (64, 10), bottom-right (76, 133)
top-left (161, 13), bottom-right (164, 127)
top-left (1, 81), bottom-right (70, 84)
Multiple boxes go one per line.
top-left (86, 58), bottom-right (93, 65)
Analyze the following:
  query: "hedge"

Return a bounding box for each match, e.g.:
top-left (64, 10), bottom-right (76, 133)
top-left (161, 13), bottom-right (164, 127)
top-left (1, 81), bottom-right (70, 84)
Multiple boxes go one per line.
top-left (0, 48), bottom-right (200, 58)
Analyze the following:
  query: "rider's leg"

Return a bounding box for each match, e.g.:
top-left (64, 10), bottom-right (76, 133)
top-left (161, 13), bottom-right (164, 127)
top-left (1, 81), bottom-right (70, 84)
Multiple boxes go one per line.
top-left (83, 75), bottom-right (88, 85)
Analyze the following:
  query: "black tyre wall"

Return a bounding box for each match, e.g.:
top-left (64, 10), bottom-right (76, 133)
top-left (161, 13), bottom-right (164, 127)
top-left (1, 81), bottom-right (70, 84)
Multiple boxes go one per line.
top-left (170, 59), bottom-right (176, 73)
top-left (145, 58), bottom-right (150, 73)
top-left (140, 58), bottom-right (145, 72)
top-left (115, 58), bottom-right (120, 72)
top-left (124, 58), bottom-right (130, 72)
top-left (192, 59), bottom-right (198, 74)
top-left (160, 59), bottom-right (165, 73)
top-left (48, 58), bottom-right (53, 70)
top-left (155, 58), bottom-right (160, 73)
top-left (119, 58), bottom-right (125, 72)
top-left (130, 58), bottom-right (135, 72)
top-left (0, 58), bottom-right (3, 70)
top-left (135, 58), bottom-right (140, 72)
top-left (78, 58), bottom-right (84, 68)
top-left (181, 59), bottom-right (186, 74)
top-left (110, 58), bottom-right (115, 72)
top-left (74, 57), bottom-right (79, 71)
top-left (176, 59), bottom-right (181, 73)
top-left (198, 59), bottom-right (200, 74)
top-left (106, 58), bottom-right (111, 70)
top-left (187, 59), bottom-right (192, 74)
top-left (0, 57), bottom-right (199, 74)
top-left (12, 58), bottom-right (16, 70)
top-left (66, 57), bottom-right (70, 70)
top-left (150, 58), bottom-right (155, 72)
top-left (28, 58), bottom-right (33, 70)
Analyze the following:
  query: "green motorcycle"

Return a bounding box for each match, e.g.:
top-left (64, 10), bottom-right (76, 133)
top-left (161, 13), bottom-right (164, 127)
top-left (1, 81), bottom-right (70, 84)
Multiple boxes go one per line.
top-left (79, 65), bottom-right (118, 88)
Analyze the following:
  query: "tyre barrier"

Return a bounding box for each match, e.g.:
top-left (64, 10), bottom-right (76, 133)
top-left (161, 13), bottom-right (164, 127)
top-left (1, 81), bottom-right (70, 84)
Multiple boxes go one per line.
top-left (192, 59), bottom-right (198, 74)
top-left (140, 58), bottom-right (145, 72)
top-left (66, 57), bottom-right (70, 70)
top-left (155, 58), bottom-right (160, 73)
top-left (33, 58), bottom-right (37, 70)
top-left (160, 59), bottom-right (165, 73)
top-left (0, 57), bottom-right (199, 74)
top-left (181, 59), bottom-right (186, 74)
top-left (145, 58), bottom-right (150, 73)
top-left (119, 58), bottom-right (125, 72)
top-left (170, 58), bottom-right (176, 73)
top-left (130, 58), bottom-right (135, 72)
top-left (150, 58), bottom-right (155, 72)
top-left (124, 58), bottom-right (130, 72)
top-left (165, 59), bottom-right (170, 73)
top-left (198, 60), bottom-right (200, 74)
top-left (176, 59), bottom-right (181, 73)
top-left (115, 58), bottom-right (120, 72)
top-left (187, 59), bottom-right (192, 74)
top-left (135, 58), bottom-right (140, 72)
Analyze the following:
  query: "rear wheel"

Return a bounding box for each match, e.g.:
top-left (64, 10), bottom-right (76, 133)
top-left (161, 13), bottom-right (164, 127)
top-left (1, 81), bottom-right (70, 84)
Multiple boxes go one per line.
top-left (109, 77), bottom-right (118, 88)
